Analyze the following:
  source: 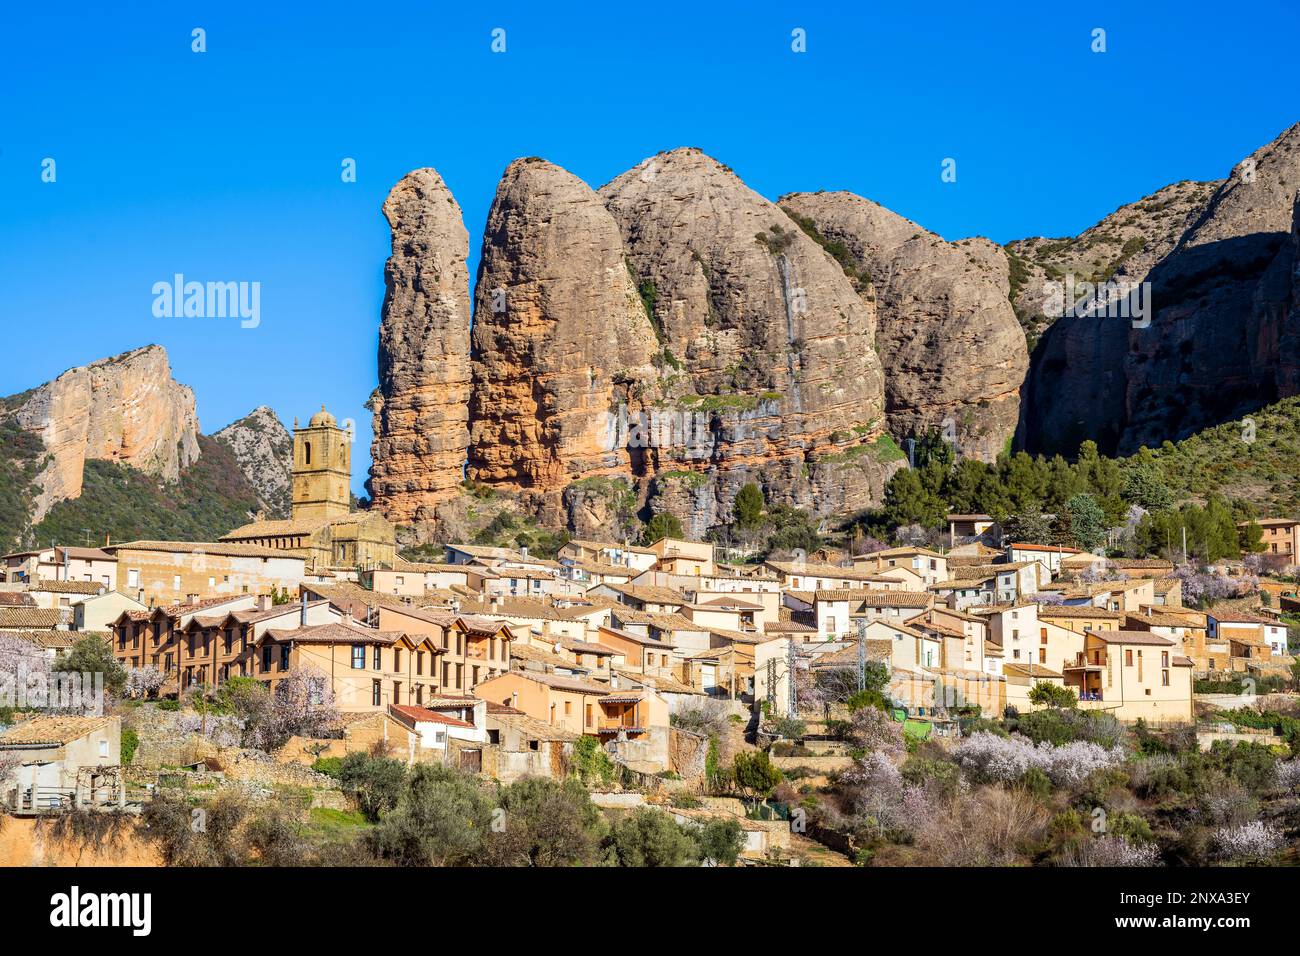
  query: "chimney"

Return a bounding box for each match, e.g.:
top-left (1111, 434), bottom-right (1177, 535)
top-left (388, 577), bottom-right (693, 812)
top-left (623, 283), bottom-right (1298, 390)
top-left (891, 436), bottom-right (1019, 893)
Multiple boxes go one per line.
top-left (258, 593), bottom-right (272, 611)
top-left (300, 591), bottom-right (309, 626)
top-left (343, 608), bottom-right (353, 625)
top-left (520, 545), bottom-right (529, 560)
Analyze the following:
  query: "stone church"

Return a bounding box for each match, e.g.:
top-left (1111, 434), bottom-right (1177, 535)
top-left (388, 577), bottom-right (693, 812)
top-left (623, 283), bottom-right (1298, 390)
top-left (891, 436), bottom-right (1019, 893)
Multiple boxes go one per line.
top-left (221, 406), bottom-right (396, 571)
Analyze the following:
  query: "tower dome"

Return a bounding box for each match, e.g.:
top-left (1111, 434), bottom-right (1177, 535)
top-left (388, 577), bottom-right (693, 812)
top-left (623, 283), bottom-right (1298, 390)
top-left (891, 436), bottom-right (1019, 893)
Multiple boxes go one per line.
top-left (309, 404), bottom-right (337, 428)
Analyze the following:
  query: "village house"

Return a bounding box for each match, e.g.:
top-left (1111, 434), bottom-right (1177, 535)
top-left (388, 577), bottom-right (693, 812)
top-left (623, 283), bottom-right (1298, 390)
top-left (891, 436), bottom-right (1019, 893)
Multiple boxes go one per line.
top-left (1036, 604), bottom-right (1124, 636)
top-left (981, 603), bottom-right (1086, 677)
top-left (591, 582), bottom-right (690, 615)
top-left (946, 513), bottom-right (1001, 547)
top-left (1004, 542), bottom-right (1084, 575)
top-left (174, 597), bottom-right (342, 690)
top-left (251, 618), bottom-right (444, 710)
top-left (0, 546), bottom-right (118, 588)
top-left (1240, 517), bottom-right (1300, 562)
top-left (375, 604), bottom-right (515, 695)
top-left (106, 540), bottom-right (306, 607)
top-left (389, 700), bottom-right (486, 754)
top-left (109, 594), bottom-right (259, 672)
top-left (474, 670), bottom-right (613, 736)
top-left (596, 624), bottom-right (677, 677)
top-left (363, 560), bottom-right (487, 596)
top-left (646, 536), bottom-right (715, 577)
top-left (558, 538), bottom-right (659, 573)
top-left (483, 703), bottom-right (579, 783)
top-left (1074, 631), bottom-right (1194, 723)
top-left (24, 579), bottom-right (108, 614)
top-left (851, 546), bottom-right (949, 587)
top-left (1206, 608), bottom-right (1289, 667)
top-left (0, 715), bottom-right (122, 812)
top-left (1123, 607), bottom-right (1212, 667)
top-left (762, 558), bottom-right (898, 593)
top-left (0, 605), bottom-right (64, 632)
top-left (71, 588), bottom-right (146, 633)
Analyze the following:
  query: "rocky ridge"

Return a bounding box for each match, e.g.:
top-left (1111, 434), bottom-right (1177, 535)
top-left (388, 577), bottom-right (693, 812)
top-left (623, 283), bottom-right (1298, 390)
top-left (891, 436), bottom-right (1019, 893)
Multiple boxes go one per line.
top-left (213, 406), bottom-right (293, 518)
top-left (9, 344), bottom-right (201, 522)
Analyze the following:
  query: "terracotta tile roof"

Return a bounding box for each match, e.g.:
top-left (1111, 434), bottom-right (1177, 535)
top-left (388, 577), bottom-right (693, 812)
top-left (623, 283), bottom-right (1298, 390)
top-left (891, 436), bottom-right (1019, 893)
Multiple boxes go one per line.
top-left (813, 587), bottom-right (902, 602)
top-left (0, 592), bottom-right (36, 606)
top-left (109, 540), bottom-right (296, 559)
top-left (693, 596), bottom-right (764, 610)
top-left (0, 715), bottom-right (112, 746)
top-left (0, 607), bottom-right (63, 629)
top-left (763, 560), bottom-right (888, 581)
top-left (1111, 558), bottom-right (1176, 570)
top-left (5, 629), bottom-right (79, 649)
top-left (389, 704), bottom-right (474, 729)
top-left (1038, 605), bottom-right (1124, 620)
top-left (1002, 663), bottom-right (1063, 679)
top-left (1092, 630), bottom-right (1177, 646)
top-left (599, 625), bottom-right (677, 649)
top-left (496, 671), bottom-right (611, 695)
top-left (1006, 542), bottom-right (1084, 554)
top-left (810, 640), bottom-right (893, 668)
top-left (30, 580), bottom-right (109, 595)
top-left (604, 583), bottom-right (690, 606)
top-left (262, 621), bottom-right (407, 646)
top-left (847, 591), bottom-right (933, 609)
top-left (485, 709), bottom-right (581, 741)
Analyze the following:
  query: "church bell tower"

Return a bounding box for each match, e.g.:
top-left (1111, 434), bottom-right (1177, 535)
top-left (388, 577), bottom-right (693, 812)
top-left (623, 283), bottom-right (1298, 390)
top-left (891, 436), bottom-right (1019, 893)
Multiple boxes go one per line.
top-left (292, 406), bottom-right (352, 521)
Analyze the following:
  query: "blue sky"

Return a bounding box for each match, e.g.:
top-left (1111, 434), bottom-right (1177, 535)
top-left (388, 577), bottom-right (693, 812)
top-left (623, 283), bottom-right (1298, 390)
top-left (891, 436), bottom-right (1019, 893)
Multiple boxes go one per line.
top-left (2, 1), bottom-right (1296, 497)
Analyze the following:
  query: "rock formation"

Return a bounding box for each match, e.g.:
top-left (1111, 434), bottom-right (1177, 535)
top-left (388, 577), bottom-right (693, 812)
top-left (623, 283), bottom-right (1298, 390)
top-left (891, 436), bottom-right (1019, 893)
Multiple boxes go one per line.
top-left (1006, 180), bottom-right (1219, 346)
top-left (368, 168), bottom-right (473, 523)
top-left (599, 149), bottom-right (893, 526)
top-left (1020, 122), bottom-right (1300, 457)
top-left (466, 157), bottom-right (659, 502)
top-left (780, 191), bottom-right (1028, 460)
top-left (213, 406), bottom-right (292, 517)
top-left (10, 344), bottom-right (200, 521)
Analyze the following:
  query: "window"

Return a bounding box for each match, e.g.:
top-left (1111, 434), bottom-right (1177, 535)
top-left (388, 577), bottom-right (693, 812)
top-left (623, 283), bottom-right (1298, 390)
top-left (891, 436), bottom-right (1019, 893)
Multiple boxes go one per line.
top-left (351, 645), bottom-right (365, 669)
top-left (173, 575), bottom-right (181, 591)
top-left (1125, 649), bottom-right (1133, 666)
top-left (373, 647), bottom-right (382, 670)
top-left (1161, 651), bottom-right (1169, 667)
top-left (372, 680), bottom-right (381, 707)
top-left (262, 647), bottom-right (272, 673)
top-left (1040, 628), bottom-right (1047, 645)
top-left (564, 701), bottom-right (571, 716)
top-left (393, 648), bottom-right (402, 671)
top-left (128, 569), bottom-right (139, 589)
top-left (279, 645), bottom-right (290, 671)
top-left (99, 740), bottom-right (109, 759)
top-left (1161, 669), bottom-right (1170, 686)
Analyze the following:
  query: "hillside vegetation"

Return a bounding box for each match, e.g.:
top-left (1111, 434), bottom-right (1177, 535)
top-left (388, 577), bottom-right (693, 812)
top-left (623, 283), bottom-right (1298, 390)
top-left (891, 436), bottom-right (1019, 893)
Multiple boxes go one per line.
top-left (1147, 396), bottom-right (1300, 516)
top-left (27, 436), bottom-right (260, 548)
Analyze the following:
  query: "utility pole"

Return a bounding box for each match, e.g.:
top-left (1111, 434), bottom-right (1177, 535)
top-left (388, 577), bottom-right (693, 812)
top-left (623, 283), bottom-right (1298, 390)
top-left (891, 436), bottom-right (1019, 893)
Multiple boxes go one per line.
top-left (786, 637), bottom-right (797, 718)
top-left (856, 615), bottom-right (867, 693)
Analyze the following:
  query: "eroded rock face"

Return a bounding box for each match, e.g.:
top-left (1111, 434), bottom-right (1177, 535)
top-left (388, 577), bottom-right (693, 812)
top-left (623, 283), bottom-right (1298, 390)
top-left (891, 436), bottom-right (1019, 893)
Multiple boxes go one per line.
top-left (12, 345), bottom-right (201, 521)
top-left (467, 158), bottom-right (660, 495)
top-left (213, 406), bottom-right (292, 518)
top-left (1020, 122), bottom-right (1300, 456)
top-left (780, 191), bottom-right (1028, 460)
top-left (600, 149), bottom-right (891, 517)
top-left (369, 168), bottom-right (473, 523)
